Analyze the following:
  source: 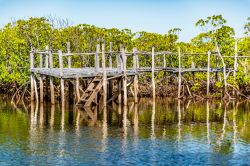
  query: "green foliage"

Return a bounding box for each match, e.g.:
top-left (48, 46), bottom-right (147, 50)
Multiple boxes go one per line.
top-left (0, 15), bottom-right (249, 96)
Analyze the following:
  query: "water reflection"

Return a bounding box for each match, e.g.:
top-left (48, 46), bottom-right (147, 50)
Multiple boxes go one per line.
top-left (1, 98), bottom-right (250, 165)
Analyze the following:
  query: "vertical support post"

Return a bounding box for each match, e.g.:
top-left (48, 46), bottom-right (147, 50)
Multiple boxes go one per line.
top-left (207, 51), bottom-right (211, 97)
top-left (163, 54), bottom-right (166, 69)
top-left (50, 77), bottom-right (55, 105)
top-left (233, 40), bottom-right (238, 96)
top-left (49, 49), bottom-right (55, 104)
top-left (45, 46), bottom-right (49, 101)
top-left (59, 50), bottom-right (63, 76)
top-left (76, 77), bottom-right (80, 102)
top-left (33, 76), bottom-right (39, 103)
top-left (102, 44), bottom-right (107, 107)
top-left (67, 42), bottom-right (71, 68)
top-left (133, 47), bottom-right (139, 103)
top-left (163, 54), bottom-right (167, 80)
top-left (45, 45), bottom-right (49, 68)
top-left (39, 49), bottom-right (44, 103)
top-left (233, 41), bottom-right (238, 81)
top-left (122, 47), bottom-right (127, 106)
top-left (58, 50), bottom-right (65, 106)
top-left (109, 42), bottom-right (113, 68)
top-left (68, 80), bottom-right (74, 104)
top-left (95, 44), bottom-right (100, 71)
top-left (152, 47), bottom-right (155, 98)
top-left (30, 50), bottom-right (35, 101)
top-left (61, 78), bottom-right (65, 107)
top-left (178, 47), bottom-right (182, 98)
top-left (39, 65), bottom-right (44, 103)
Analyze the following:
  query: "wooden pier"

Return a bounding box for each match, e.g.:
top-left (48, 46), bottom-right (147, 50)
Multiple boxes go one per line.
top-left (30, 41), bottom-right (248, 107)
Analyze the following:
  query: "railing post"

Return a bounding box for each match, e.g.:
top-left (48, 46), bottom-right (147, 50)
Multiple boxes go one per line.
top-left (109, 42), bottom-right (113, 68)
top-left (207, 51), bottom-right (211, 97)
top-left (67, 42), bottom-right (71, 68)
top-left (45, 45), bottom-right (49, 68)
top-left (59, 50), bottom-right (63, 76)
top-left (95, 44), bottom-right (100, 71)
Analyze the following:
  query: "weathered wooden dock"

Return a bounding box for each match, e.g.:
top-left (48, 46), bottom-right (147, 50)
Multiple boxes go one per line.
top-left (30, 41), bottom-right (248, 107)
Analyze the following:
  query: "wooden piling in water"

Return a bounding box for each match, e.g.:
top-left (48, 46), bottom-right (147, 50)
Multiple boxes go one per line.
top-left (233, 41), bottom-right (238, 96)
top-left (76, 77), bottom-right (80, 102)
top-left (177, 47), bottom-right (182, 98)
top-left (102, 44), bottom-right (107, 107)
top-left (48, 47), bottom-right (55, 104)
top-left (68, 80), bottom-right (74, 104)
top-left (207, 51), bottom-right (211, 97)
top-left (133, 47), bottom-right (139, 103)
top-left (45, 46), bottom-right (49, 101)
top-left (59, 50), bottom-right (65, 106)
top-left (152, 47), bottom-right (156, 98)
top-left (30, 50), bottom-right (35, 101)
top-left (39, 52), bottom-right (44, 103)
top-left (122, 47), bottom-right (127, 106)
top-left (33, 76), bottom-right (39, 102)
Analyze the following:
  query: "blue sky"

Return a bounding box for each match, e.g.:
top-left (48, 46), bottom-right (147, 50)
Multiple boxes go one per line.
top-left (0, 0), bottom-right (249, 41)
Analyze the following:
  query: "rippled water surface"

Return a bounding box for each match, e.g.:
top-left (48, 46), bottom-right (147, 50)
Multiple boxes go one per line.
top-left (0, 98), bottom-right (250, 165)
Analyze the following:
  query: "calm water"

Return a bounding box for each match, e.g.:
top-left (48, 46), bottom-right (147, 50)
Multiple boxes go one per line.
top-left (0, 98), bottom-right (250, 165)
